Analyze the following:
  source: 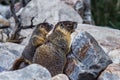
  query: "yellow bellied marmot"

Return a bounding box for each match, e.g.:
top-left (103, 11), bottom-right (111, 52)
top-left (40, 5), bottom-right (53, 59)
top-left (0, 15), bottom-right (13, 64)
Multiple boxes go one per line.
top-left (11, 22), bottom-right (53, 70)
top-left (33, 21), bottom-right (77, 76)
top-left (22, 23), bottom-right (53, 61)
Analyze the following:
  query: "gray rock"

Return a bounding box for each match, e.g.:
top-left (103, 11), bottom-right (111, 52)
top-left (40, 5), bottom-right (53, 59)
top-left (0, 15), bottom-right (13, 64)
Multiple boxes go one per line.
top-left (0, 64), bottom-right (51, 80)
top-left (60, 0), bottom-right (78, 6)
top-left (61, 0), bottom-right (94, 24)
top-left (0, 15), bottom-right (10, 27)
top-left (0, 66), bottom-right (6, 72)
top-left (108, 49), bottom-right (120, 64)
top-left (52, 74), bottom-right (69, 80)
top-left (64, 31), bottom-right (112, 80)
top-left (20, 29), bottom-right (34, 46)
top-left (0, 42), bottom-right (25, 70)
top-left (0, 3), bottom-right (22, 19)
top-left (20, 0), bottom-right (82, 26)
top-left (0, 5), bottom-right (11, 19)
top-left (98, 64), bottom-right (120, 80)
top-left (0, 31), bottom-right (8, 42)
top-left (72, 24), bottom-right (120, 64)
top-left (73, 24), bottom-right (120, 54)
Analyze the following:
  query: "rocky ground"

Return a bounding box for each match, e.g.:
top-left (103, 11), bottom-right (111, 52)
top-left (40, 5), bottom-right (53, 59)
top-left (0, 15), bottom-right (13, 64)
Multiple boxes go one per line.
top-left (0, 0), bottom-right (120, 80)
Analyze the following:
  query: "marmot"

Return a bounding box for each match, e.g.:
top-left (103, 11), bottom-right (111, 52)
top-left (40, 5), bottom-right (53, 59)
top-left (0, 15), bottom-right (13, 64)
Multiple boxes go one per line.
top-left (33, 21), bottom-right (77, 76)
top-left (11, 22), bottom-right (53, 70)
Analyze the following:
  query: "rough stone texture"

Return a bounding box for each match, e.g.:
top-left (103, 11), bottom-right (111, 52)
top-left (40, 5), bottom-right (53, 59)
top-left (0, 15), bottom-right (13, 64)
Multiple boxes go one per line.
top-left (0, 15), bottom-right (10, 42)
top-left (0, 3), bottom-right (22, 19)
top-left (74, 0), bottom-right (84, 18)
top-left (0, 64), bottom-right (51, 80)
top-left (0, 4), bottom-right (11, 19)
top-left (61, 0), bottom-right (78, 6)
top-left (82, 0), bottom-right (93, 24)
top-left (65, 31), bottom-right (112, 80)
top-left (108, 49), bottom-right (120, 64)
top-left (0, 66), bottom-right (6, 72)
top-left (0, 31), bottom-right (8, 42)
top-left (61, 0), bottom-right (93, 24)
top-left (20, 29), bottom-right (34, 46)
top-left (0, 15), bottom-right (10, 27)
top-left (20, 0), bottom-right (82, 26)
top-left (72, 24), bottom-right (120, 64)
top-left (73, 24), bottom-right (120, 53)
top-left (52, 74), bottom-right (69, 80)
top-left (0, 42), bottom-right (25, 70)
top-left (98, 64), bottom-right (120, 80)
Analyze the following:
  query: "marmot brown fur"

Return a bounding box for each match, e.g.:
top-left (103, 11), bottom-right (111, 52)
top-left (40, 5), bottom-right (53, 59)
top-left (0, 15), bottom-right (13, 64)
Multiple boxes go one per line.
top-left (11, 23), bottom-right (53, 70)
top-left (22, 23), bottom-right (53, 61)
top-left (33, 21), bottom-right (77, 76)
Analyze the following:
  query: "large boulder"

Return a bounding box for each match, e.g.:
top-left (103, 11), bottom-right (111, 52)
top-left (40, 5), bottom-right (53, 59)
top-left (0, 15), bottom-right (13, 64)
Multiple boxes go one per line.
top-left (72, 24), bottom-right (120, 64)
top-left (0, 64), bottom-right (51, 80)
top-left (64, 31), bottom-right (112, 80)
top-left (20, 29), bottom-right (34, 46)
top-left (0, 42), bottom-right (25, 70)
top-left (98, 64), bottom-right (120, 80)
top-left (73, 24), bottom-right (120, 53)
top-left (20, 0), bottom-right (82, 26)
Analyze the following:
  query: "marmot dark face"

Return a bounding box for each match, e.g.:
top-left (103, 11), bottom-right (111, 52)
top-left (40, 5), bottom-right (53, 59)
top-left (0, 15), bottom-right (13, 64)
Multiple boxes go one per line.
top-left (55, 21), bottom-right (77, 33)
top-left (37, 23), bottom-right (53, 32)
top-left (31, 22), bottom-right (53, 47)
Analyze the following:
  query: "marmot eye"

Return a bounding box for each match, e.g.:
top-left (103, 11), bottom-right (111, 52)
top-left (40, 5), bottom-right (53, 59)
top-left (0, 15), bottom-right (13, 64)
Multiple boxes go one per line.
top-left (60, 23), bottom-right (63, 26)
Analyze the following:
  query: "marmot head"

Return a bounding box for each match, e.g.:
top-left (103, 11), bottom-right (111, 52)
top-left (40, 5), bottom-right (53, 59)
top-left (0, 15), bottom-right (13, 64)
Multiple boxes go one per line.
top-left (55, 21), bottom-right (77, 33)
top-left (31, 22), bottom-right (53, 46)
top-left (37, 22), bottom-right (53, 32)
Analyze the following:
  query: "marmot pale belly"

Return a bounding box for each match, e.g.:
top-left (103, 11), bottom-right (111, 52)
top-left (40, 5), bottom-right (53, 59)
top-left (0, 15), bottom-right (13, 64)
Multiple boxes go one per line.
top-left (33, 21), bottom-right (77, 76)
top-left (11, 23), bottom-right (53, 70)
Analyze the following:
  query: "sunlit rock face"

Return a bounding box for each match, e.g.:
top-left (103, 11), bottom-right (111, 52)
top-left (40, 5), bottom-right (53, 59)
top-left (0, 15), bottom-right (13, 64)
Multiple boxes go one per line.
top-left (20, 0), bottom-right (82, 26)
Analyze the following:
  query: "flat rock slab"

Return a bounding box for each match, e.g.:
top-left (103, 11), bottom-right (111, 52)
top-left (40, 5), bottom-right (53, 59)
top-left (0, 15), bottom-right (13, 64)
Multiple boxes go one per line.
top-left (65, 31), bottom-right (112, 80)
top-left (0, 64), bottom-right (51, 80)
top-left (98, 64), bottom-right (120, 80)
top-left (0, 42), bottom-right (25, 70)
